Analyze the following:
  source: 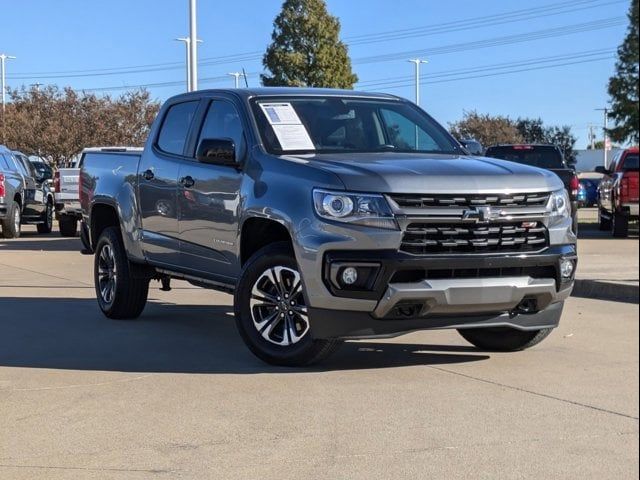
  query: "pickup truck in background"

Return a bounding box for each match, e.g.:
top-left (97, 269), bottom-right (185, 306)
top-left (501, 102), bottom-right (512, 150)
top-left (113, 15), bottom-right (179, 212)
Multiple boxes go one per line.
top-left (596, 147), bottom-right (639, 237)
top-left (55, 147), bottom-right (142, 237)
top-left (484, 144), bottom-right (579, 232)
top-left (1, 145), bottom-right (54, 238)
top-left (80, 88), bottom-right (577, 366)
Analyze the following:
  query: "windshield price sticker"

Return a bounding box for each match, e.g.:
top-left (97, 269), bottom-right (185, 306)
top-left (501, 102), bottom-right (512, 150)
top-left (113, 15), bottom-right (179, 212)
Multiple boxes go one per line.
top-left (259, 102), bottom-right (315, 151)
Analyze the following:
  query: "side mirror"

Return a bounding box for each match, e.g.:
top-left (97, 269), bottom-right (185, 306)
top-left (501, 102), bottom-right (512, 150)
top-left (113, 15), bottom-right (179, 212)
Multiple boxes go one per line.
top-left (594, 166), bottom-right (609, 175)
top-left (196, 138), bottom-right (237, 168)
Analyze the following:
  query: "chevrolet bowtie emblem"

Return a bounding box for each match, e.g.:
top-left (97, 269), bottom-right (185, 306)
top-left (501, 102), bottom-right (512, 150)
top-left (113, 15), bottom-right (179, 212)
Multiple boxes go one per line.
top-left (462, 206), bottom-right (499, 223)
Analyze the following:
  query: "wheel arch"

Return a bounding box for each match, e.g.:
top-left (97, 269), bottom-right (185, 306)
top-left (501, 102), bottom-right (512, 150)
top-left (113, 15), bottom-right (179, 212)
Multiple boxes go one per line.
top-left (240, 217), bottom-right (293, 266)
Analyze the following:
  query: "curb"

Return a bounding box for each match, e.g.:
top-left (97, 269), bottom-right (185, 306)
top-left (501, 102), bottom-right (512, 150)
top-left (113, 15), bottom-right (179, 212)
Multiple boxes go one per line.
top-left (572, 279), bottom-right (639, 304)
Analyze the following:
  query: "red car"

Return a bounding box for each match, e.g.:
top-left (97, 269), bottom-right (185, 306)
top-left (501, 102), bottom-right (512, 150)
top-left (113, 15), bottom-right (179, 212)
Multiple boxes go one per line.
top-left (597, 147), bottom-right (639, 237)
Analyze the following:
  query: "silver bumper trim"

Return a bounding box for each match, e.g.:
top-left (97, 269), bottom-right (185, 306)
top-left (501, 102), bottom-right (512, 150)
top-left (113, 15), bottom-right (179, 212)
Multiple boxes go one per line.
top-left (373, 277), bottom-right (571, 318)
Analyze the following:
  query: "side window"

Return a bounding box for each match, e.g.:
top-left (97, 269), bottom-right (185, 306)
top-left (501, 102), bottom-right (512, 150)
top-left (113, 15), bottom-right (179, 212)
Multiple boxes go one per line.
top-left (379, 109), bottom-right (441, 152)
top-left (157, 101), bottom-right (199, 156)
top-left (197, 100), bottom-right (245, 154)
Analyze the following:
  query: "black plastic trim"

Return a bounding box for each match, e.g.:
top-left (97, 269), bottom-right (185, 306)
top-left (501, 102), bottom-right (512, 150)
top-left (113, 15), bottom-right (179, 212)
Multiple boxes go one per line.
top-left (323, 245), bottom-right (577, 301)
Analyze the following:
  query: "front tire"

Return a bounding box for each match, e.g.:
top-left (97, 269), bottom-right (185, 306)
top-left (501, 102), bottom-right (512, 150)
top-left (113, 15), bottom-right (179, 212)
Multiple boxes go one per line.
top-left (458, 327), bottom-right (553, 352)
top-left (234, 242), bottom-right (341, 366)
top-left (59, 215), bottom-right (78, 237)
top-left (612, 211), bottom-right (629, 238)
top-left (94, 227), bottom-right (149, 319)
top-left (37, 202), bottom-right (54, 234)
top-left (1, 201), bottom-right (21, 239)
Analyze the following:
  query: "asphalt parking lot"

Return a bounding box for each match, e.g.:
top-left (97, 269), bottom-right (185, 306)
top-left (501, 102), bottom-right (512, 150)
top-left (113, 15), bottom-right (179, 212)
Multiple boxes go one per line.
top-left (1, 215), bottom-right (638, 479)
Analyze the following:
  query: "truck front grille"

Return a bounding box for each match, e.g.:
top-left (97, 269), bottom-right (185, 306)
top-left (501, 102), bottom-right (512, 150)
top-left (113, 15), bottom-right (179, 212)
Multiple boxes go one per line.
top-left (389, 192), bottom-right (550, 209)
top-left (401, 222), bottom-right (548, 255)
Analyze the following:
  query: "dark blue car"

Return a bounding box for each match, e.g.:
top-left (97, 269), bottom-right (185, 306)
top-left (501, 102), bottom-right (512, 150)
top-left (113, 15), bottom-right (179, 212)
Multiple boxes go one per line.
top-left (578, 178), bottom-right (599, 207)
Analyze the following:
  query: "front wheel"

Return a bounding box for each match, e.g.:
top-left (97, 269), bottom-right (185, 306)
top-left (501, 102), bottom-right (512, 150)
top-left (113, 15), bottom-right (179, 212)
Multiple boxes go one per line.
top-left (94, 227), bottom-right (149, 319)
top-left (234, 242), bottom-right (341, 366)
top-left (458, 327), bottom-right (553, 352)
top-left (37, 202), bottom-right (54, 234)
top-left (612, 211), bottom-right (629, 238)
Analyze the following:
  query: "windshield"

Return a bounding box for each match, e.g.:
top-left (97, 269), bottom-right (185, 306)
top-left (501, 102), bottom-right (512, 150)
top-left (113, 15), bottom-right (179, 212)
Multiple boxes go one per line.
top-left (485, 146), bottom-right (565, 169)
top-left (251, 96), bottom-right (461, 155)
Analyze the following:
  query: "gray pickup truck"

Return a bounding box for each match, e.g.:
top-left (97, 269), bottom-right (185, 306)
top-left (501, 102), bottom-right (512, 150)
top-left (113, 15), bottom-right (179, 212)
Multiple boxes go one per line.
top-left (80, 88), bottom-right (577, 366)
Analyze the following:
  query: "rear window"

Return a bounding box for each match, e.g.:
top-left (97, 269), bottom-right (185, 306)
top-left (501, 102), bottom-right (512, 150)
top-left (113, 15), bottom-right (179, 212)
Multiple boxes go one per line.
top-left (485, 146), bottom-right (564, 169)
top-left (622, 153), bottom-right (639, 171)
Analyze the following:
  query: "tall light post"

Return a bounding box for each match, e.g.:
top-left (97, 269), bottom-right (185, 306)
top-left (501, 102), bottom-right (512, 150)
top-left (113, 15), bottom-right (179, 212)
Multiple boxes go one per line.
top-left (228, 72), bottom-right (244, 88)
top-left (596, 107), bottom-right (609, 168)
top-left (188, 0), bottom-right (199, 92)
top-left (175, 37), bottom-right (202, 92)
top-left (0, 54), bottom-right (17, 112)
top-left (408, 58), bottom-right (428, 106)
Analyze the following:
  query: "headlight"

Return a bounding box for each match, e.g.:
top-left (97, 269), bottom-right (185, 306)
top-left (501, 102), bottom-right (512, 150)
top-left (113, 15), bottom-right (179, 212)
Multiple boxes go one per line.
top-left (313, 189), bottom-right (398, 230)
top-left (548, 189), bottom-right (571, 219)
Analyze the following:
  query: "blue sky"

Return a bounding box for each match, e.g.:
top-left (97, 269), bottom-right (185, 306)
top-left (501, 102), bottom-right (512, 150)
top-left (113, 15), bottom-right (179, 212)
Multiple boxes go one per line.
top-left (1, 0), bottom-right (631, 148)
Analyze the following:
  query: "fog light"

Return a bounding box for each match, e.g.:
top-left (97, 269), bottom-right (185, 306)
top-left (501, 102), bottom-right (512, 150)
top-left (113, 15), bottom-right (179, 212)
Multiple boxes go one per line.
top-left (560, 259), bottom-right (574, 278)
top-left (342, 267), bottom-right (358, 285)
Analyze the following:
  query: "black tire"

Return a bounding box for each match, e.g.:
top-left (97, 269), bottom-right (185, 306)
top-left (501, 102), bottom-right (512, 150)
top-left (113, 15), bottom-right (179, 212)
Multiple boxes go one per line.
top-left (1, 201), bottom-right (21, 239)
top-left (598, 208), bottom-right (612, 231)
top-left (94, 226), bottom-right (149, 319)
top-left (37, 201), bottom-right (54, 234)
top-left (458, 327), bottom-right (553, 352)
top-left (612, 211), bottom-right (629, 238)
top-left (234, 242), bottom-right (342, 367)
top-left (59, 215), bottom-right (78, 237)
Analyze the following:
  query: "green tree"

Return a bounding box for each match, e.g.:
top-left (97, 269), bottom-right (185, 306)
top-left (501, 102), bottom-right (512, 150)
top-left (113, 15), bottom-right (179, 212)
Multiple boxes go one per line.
top-left (607, 0), bottom-right (639, 144)
top-left (545, 125), bottom-right (577, 164)
top-left (262, 0), bottom-right (358, 88)
top-left (516, 118), bottom-right (547, 144)
top-left (449, 111), bottom-right (523, 148)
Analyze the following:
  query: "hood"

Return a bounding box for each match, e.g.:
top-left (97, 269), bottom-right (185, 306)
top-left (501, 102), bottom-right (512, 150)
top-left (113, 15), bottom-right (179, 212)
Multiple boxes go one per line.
top-left (282, 153), bottom-right (564, 194)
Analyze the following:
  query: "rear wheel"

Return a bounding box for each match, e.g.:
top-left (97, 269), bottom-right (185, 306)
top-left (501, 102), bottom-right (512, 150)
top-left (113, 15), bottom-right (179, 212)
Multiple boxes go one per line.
top-left (612, 211), bottom-right (629, 238)
top-left (94, 227), bottom-right (149, 319)
top-left (37, 202), bottom-right (54, 234)
top-left (59, 215), bottom-right (78, 237)
top-left (234, 242), bottom-right (341, 366)
top-left (1, 201), bottom-right (21, 239)
top-left (458, 327), bottom-right (553, 352)
top-left (598, 208), bottom-right (612, 231)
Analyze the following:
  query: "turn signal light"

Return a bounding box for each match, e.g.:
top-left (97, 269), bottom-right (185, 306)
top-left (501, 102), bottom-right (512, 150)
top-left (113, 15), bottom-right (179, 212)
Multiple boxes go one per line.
top-left (0, 173), bottom-right (5, 197)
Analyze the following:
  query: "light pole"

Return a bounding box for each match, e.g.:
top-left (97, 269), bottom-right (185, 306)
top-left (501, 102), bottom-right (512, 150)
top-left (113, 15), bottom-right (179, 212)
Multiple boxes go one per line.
top-left (0, 54), bottom-right (17, 112)
top-left (228, 72), bottom-right (244, 88)
top-left (188, 0), bottom-right (199, 92)
top-left (408, 58), bottom-right (428, 106)
top-left (596, 107), bottom-right (609, 168)
top-left (175, 37), bottom-right (202, 91)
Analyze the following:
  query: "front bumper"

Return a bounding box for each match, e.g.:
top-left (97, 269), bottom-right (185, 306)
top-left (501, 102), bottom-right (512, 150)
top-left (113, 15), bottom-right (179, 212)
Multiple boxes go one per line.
top-left (308, 245), bottom-right (576, 339)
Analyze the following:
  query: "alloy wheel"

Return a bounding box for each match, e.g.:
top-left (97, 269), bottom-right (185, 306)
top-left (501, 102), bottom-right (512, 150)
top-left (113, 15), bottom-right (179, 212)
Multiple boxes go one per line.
top-left (97, 244), bottom-right (117, 304)
top-left (250, 266), bottom-right (310, 346)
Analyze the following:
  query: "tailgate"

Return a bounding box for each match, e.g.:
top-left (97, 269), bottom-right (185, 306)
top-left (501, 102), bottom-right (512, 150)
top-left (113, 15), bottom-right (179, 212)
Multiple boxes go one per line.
top-left (58, 168), bottom-right (80, 196)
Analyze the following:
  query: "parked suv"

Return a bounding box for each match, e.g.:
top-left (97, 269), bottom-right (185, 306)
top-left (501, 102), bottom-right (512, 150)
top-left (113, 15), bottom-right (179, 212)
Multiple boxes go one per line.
top-left (80, 88), bottom-right (577, 366)
top-left (597, 147), bottom-right (639, 237)
top-left (0, 146), bottom-right (54, 238)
